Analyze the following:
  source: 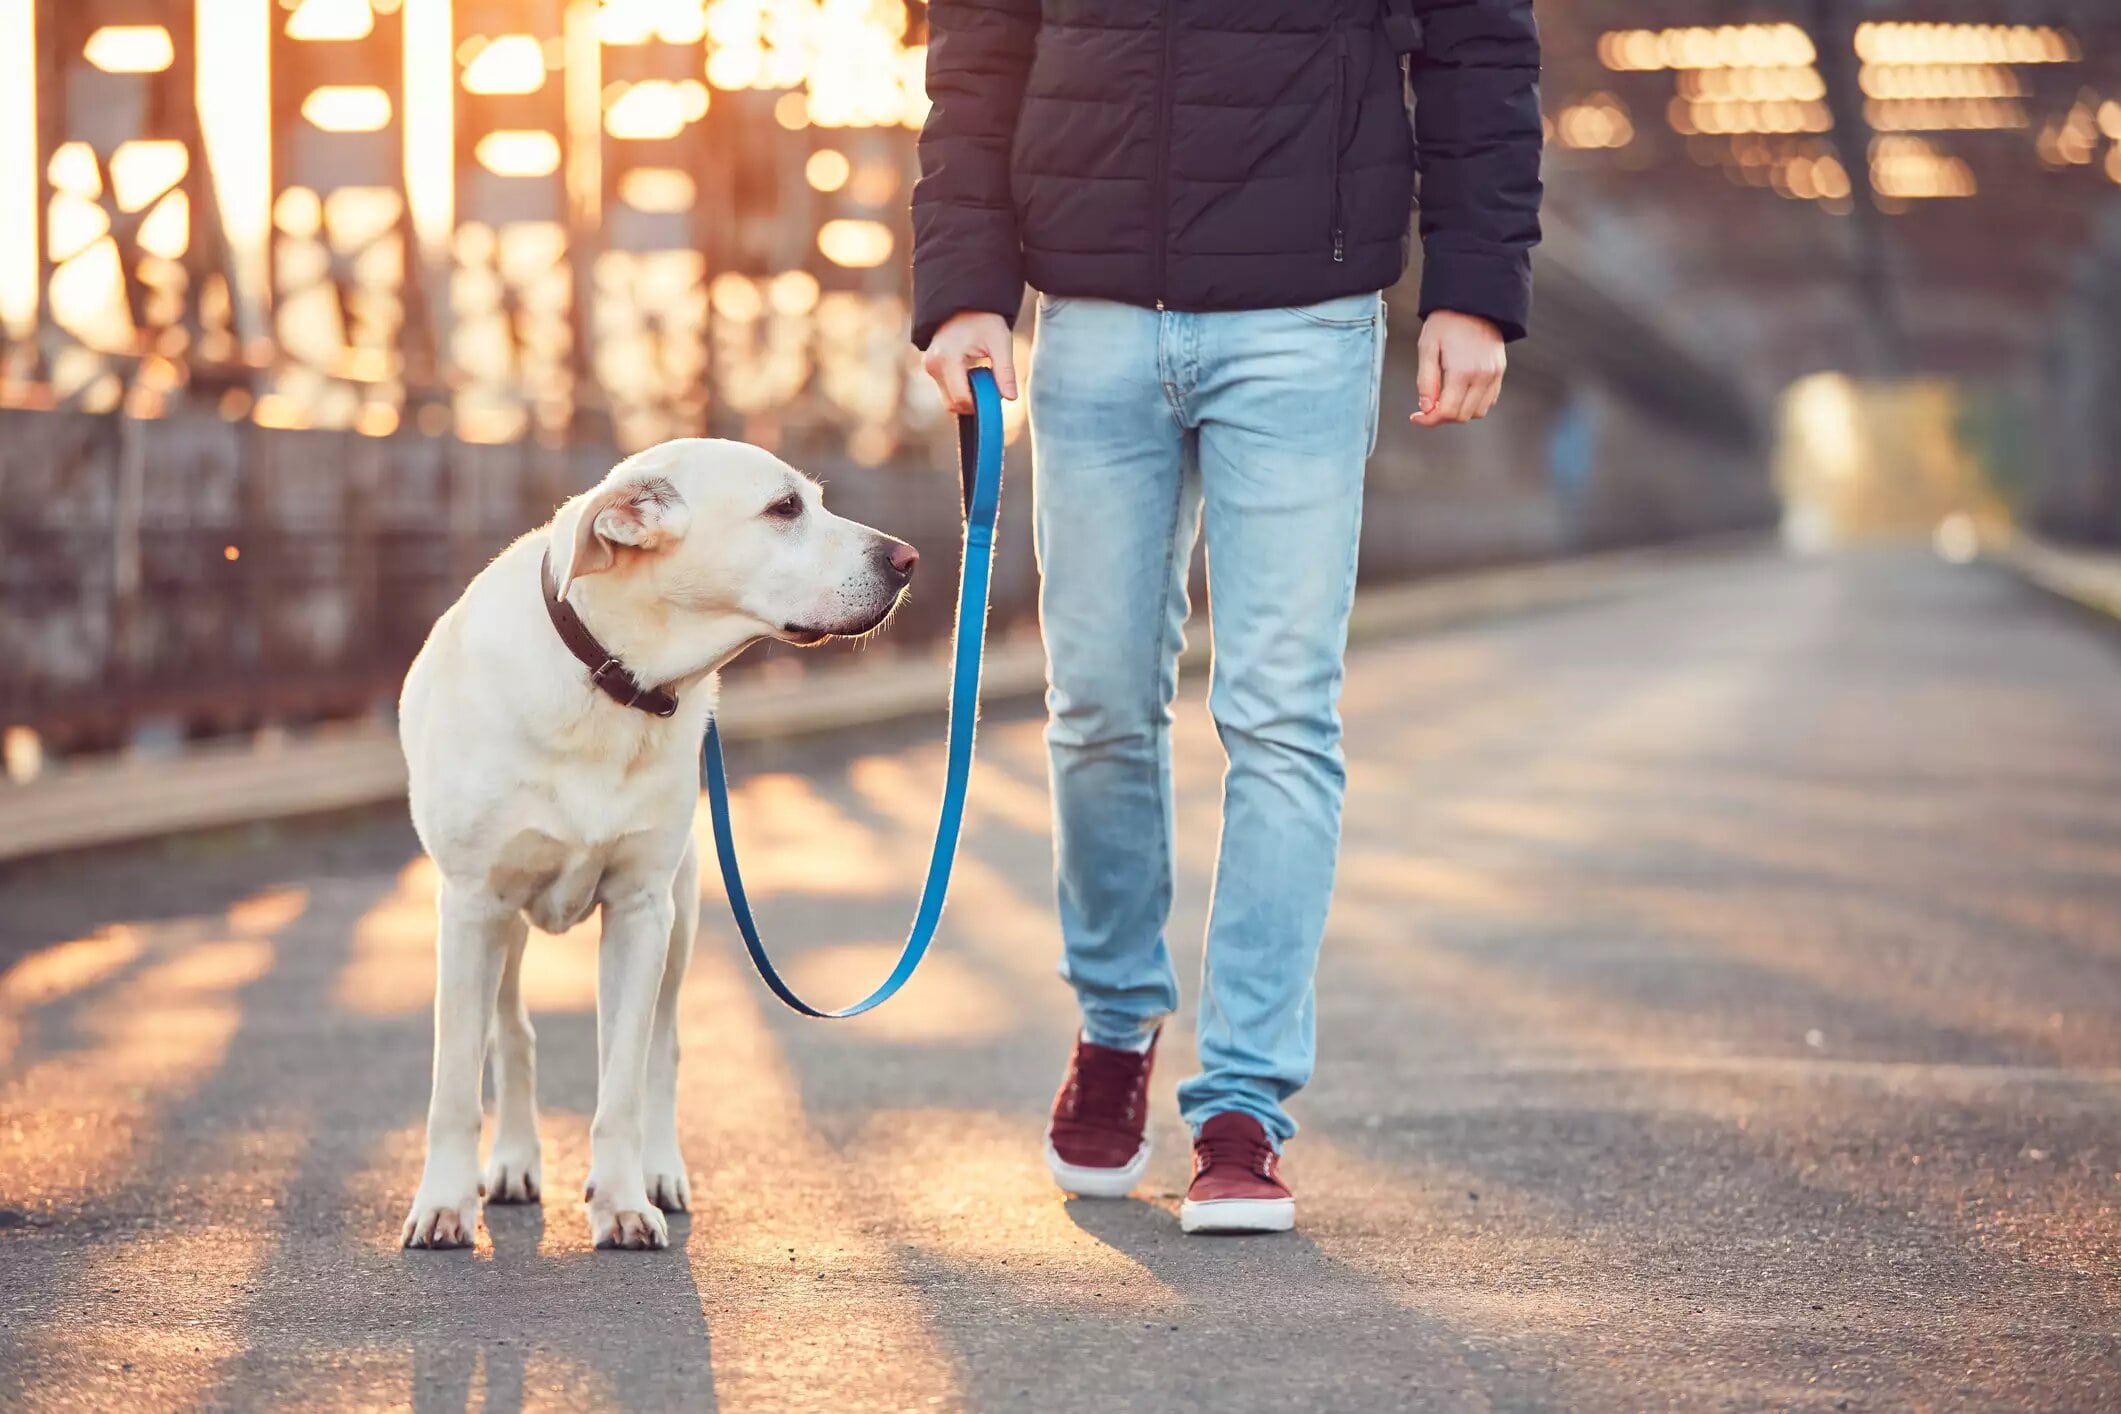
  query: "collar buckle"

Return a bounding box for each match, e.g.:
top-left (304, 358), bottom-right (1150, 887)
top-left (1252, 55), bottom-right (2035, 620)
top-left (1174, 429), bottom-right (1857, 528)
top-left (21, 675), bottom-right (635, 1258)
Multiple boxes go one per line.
top-left (592, 657), bottom-right (643, 707)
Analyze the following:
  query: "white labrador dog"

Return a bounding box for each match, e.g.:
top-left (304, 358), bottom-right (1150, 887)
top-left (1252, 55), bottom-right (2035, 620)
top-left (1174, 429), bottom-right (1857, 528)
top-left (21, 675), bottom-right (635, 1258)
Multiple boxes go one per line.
top-left (397, 439), bottom-right (916, 1250)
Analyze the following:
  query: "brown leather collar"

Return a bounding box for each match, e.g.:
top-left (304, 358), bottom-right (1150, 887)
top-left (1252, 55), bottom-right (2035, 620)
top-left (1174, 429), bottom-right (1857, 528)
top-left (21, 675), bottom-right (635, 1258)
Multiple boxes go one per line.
top-left (540, 549), bottom-right (679, 717)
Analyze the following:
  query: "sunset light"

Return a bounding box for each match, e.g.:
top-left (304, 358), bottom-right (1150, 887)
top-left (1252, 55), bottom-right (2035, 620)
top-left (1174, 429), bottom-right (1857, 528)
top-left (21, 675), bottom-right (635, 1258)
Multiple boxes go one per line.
top-left (459, 33), bottom-right (549, 95)
top-left (4, 0), bottom-right (2111, 454)
top-left (604, 78), bottom-right (707, 139)
top-left (816, 217), bottom-right (893, 268)
top-left (83, 24), bottom-right (178, 74)
top-left (284, 0), bottom-right (375, 43)
top-left (302, 85), bottom-right (396, 134)
top-left (5, 7), bottom-right (2121, 1411)
top-left (475, 130), bottom-right (564, 178)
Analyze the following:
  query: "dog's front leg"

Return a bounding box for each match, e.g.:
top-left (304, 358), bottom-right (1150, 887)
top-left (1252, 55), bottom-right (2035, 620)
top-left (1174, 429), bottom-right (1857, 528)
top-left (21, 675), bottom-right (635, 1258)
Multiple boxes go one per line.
top-left (585, 883), bottom-right (676, 1250)
top-left (644, 843), bottom-right (698, 1213)
top-left (403, 885), bottom-right (518, 1248)
top-left (483, 925), bottom-right (542, 1203)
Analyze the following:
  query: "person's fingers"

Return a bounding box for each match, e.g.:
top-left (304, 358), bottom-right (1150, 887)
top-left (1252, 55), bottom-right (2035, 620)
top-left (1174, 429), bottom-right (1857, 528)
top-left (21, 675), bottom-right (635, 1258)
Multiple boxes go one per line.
top-left (937, 351), bottom-right (973, 414)
top-left (988, 337), bottom-right (1020, 401)
top-left (1465, 373), bottom-right (1495, 421)
top-left (921, 350), bottom-right (953, 412)
top-left (1411, 333), bottom-right (1444, 423)
top-left (1438, 368), bottom-right (1479, 425)
top-left (1476, 375), bottom-right (1504, 420)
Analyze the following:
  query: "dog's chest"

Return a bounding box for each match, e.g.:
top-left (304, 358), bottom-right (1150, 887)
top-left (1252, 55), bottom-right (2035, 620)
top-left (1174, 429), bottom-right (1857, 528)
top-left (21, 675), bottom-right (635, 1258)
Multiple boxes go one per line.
top-left (478, 755), bottom-right (685, 931)
top-left (488, 834), bottom-right (609, 934)
top-left (548, 747), bottom-right (671, 839)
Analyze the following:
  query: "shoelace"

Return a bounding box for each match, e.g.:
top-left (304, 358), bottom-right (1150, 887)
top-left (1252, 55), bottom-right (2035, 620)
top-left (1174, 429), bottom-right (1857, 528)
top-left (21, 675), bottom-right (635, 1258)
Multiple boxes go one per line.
top-left (1195, 1129), bottom-right (1277, 1181)
top-left (1060, 1044), bottom-right (1149, 1128)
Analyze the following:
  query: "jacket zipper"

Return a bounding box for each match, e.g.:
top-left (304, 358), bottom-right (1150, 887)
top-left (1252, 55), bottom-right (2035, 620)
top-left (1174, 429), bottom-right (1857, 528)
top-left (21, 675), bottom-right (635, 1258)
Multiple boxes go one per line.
top-left (1152, 0), bottom-right (1176, 304)
top-left (1331, 30), bottom-right (1347, 263)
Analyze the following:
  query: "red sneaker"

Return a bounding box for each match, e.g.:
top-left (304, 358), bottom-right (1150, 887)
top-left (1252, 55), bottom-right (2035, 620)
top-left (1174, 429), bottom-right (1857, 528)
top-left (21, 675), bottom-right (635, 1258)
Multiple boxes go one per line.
top-left (1045, 1030), bottom-right (1157, 1198)
top-left (1180, 1111), bottom-right (1294, 1234)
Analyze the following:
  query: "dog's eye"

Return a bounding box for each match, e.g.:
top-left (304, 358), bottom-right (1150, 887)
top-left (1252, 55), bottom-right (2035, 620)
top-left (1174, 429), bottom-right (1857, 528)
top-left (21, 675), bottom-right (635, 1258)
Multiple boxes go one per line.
top-left (763, 493), bottom-right (804, 521)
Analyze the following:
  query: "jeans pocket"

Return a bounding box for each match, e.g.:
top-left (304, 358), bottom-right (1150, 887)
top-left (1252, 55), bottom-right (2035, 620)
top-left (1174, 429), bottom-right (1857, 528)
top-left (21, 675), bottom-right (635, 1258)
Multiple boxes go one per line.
top-left (1287, 292), bottom-right (1383, 328)
top-left (1036, 292), bottom-right (1072, 318)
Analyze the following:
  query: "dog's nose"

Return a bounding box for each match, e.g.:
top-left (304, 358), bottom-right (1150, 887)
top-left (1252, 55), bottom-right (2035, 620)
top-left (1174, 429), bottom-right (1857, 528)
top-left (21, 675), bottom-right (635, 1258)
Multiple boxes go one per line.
top-left (887, 542), bottom-right (919, 581)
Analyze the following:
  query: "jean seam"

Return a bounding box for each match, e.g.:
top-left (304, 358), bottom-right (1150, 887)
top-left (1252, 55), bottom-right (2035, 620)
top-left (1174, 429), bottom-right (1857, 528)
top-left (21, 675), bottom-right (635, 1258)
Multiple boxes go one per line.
top-left (1158, 314), bottom-right (1185, 421)
top-left (1151, 310), bottom-right (1185, 1014)
top-left (1365, 312), bottom-right (1384, 457)
top-left (1144, 432), bottom-right (1187, 1011)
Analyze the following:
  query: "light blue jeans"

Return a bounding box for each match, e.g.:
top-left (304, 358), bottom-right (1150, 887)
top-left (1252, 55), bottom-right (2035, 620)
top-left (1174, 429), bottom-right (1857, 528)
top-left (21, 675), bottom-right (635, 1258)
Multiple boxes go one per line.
top-left (1029, 291), bottom-right (1385, 1147)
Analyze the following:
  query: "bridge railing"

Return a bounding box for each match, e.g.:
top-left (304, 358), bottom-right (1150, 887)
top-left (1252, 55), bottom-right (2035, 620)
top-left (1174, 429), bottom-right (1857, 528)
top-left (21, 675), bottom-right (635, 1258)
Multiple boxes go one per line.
top-left (1, 263), bottom-right (1776, 759)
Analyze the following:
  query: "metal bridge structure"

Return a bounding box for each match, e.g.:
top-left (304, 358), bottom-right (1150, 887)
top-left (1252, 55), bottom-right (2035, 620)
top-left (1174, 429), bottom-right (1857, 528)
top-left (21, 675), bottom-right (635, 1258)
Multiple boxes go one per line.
top-left (1, 0), bottom-right (2116, 752)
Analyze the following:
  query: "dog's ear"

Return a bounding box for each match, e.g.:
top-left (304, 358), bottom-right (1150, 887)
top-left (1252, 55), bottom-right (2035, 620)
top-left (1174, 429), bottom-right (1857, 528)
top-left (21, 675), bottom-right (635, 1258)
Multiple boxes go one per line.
top-left (554, 467), bottom-right (690, 595)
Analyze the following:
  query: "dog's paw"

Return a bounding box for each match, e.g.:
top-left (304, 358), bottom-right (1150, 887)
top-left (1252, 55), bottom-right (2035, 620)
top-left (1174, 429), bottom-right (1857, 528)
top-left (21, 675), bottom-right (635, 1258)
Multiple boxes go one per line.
top-left (645, 1147), bottom-right (691, 1213)
top-left (587, 1189), bottom-right (669, 1251)
top-left (401, 1189), bottom-right (480, 1249)
top-left (483, 1145), bottom-right (543, 1205)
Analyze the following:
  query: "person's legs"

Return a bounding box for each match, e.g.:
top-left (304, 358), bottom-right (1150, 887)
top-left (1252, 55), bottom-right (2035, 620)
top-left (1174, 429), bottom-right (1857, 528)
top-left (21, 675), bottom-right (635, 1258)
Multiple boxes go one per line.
top-left (1030, 296), bottom-right (1199, 1050)
top-left (1176, 292), bottom-right (1383, 1147)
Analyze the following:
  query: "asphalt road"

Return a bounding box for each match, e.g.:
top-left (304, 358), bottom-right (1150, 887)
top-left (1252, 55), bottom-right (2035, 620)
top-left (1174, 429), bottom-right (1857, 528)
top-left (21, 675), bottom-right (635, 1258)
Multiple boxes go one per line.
top-left (3, 550), bottom-right (2118, 1411)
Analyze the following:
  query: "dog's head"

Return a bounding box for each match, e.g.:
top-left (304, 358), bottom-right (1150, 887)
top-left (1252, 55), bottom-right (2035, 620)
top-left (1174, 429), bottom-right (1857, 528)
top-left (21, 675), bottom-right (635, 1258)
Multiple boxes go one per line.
top-left (553, 439), bottom-right (917, 645)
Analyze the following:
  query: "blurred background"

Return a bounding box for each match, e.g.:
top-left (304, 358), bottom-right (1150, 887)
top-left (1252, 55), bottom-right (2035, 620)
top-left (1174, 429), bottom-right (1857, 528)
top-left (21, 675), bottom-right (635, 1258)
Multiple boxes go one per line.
top-left (12, 9), bottom-right (2121, 1399)
top-left (1, 0), bottom-right (2118, 775)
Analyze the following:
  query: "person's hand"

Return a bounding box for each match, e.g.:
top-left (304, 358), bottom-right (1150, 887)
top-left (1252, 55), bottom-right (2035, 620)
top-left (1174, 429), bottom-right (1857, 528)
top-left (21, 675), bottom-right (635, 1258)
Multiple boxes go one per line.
top-left (922, 310), bottom-right (1019, 414)
top-left (1411, 310), bottom-right (1507, 426)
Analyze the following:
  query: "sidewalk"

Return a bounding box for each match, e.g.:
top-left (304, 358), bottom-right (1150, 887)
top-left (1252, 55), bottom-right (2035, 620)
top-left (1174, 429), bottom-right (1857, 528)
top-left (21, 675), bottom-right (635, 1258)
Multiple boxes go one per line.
top-left (0, 539), bottom-right (1753, 865)
top-left (3, 546), bottom-right (2116, 1410)
top-left (2007, 535), bottom-right (2121, 621)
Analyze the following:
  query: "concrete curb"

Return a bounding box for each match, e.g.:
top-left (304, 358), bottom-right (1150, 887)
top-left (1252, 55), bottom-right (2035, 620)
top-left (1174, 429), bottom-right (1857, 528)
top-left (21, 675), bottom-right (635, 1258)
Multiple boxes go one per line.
top-left (0, 536), bottom-right (1760, 865)
top-left (2005, 538), bottom-right (2121, 622)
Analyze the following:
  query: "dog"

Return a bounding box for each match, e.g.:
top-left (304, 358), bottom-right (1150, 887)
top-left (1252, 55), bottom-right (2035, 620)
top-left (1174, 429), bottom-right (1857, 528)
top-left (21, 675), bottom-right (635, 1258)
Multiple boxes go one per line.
top-left (396, 439), bottom-right (917, 1250)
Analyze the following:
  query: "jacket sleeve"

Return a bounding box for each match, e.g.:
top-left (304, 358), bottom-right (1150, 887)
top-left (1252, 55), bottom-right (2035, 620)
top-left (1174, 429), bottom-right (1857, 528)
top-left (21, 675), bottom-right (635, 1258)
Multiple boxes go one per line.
top-left (910, 0), bottom-right (1041, 350)
top-left (1408, 0), bottom-right (1544, 341)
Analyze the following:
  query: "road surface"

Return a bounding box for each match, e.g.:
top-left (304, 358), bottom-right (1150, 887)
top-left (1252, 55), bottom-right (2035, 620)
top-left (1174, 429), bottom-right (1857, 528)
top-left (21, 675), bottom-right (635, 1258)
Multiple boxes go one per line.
top-left (3, 550), bottom-right (2118, 1410)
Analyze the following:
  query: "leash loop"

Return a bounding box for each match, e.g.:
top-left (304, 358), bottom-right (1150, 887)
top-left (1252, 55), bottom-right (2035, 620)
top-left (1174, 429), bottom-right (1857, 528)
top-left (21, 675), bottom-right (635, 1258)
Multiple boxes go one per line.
top-left (702, 367), bottom-right (1006, 1017)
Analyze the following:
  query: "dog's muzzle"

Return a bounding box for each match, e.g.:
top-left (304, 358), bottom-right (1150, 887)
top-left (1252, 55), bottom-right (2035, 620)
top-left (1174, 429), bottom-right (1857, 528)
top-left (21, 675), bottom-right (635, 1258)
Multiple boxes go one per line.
top-left (781, 537), bottom-right (918, 644)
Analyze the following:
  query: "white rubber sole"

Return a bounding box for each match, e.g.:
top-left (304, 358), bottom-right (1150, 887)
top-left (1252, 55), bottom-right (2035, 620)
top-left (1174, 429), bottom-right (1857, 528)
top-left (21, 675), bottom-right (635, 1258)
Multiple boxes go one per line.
top-left (1044, 1138), bottom-right (1150, 1199)
top-left (1179, 1196), bottom-right (1296, 1234)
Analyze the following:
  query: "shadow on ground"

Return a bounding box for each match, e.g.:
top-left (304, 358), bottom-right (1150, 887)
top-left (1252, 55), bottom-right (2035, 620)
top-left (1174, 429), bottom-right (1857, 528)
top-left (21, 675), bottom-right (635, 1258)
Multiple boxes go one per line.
top-left (2, 553), bottom-right (2118, 1410)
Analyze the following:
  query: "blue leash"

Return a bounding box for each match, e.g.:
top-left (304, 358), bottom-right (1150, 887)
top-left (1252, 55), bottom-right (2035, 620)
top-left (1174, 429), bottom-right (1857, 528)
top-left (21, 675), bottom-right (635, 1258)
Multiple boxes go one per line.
top-left (701, 368), bottom-right (1006, 1017)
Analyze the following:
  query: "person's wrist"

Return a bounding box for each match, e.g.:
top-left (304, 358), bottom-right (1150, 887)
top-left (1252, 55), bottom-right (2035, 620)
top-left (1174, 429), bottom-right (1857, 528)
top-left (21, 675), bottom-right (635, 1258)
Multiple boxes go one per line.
top-left (1428, 309), bottom-right (1503, 340)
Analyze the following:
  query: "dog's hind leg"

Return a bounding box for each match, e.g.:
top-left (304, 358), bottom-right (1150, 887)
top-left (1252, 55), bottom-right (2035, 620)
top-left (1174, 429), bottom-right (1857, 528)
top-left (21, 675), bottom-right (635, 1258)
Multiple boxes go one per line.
top-left (483, 920), bottom-right (542, 1204)
top-left (644, 840), bottom-right (698, 1214)
top-left (403, 884), bottom-right (516, 1249)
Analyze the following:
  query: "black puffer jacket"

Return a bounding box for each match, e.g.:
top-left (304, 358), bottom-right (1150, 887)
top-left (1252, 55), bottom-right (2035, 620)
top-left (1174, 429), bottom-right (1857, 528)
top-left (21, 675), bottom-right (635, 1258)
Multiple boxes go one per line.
top-left (911, 0), bottom-right (1543, 349)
